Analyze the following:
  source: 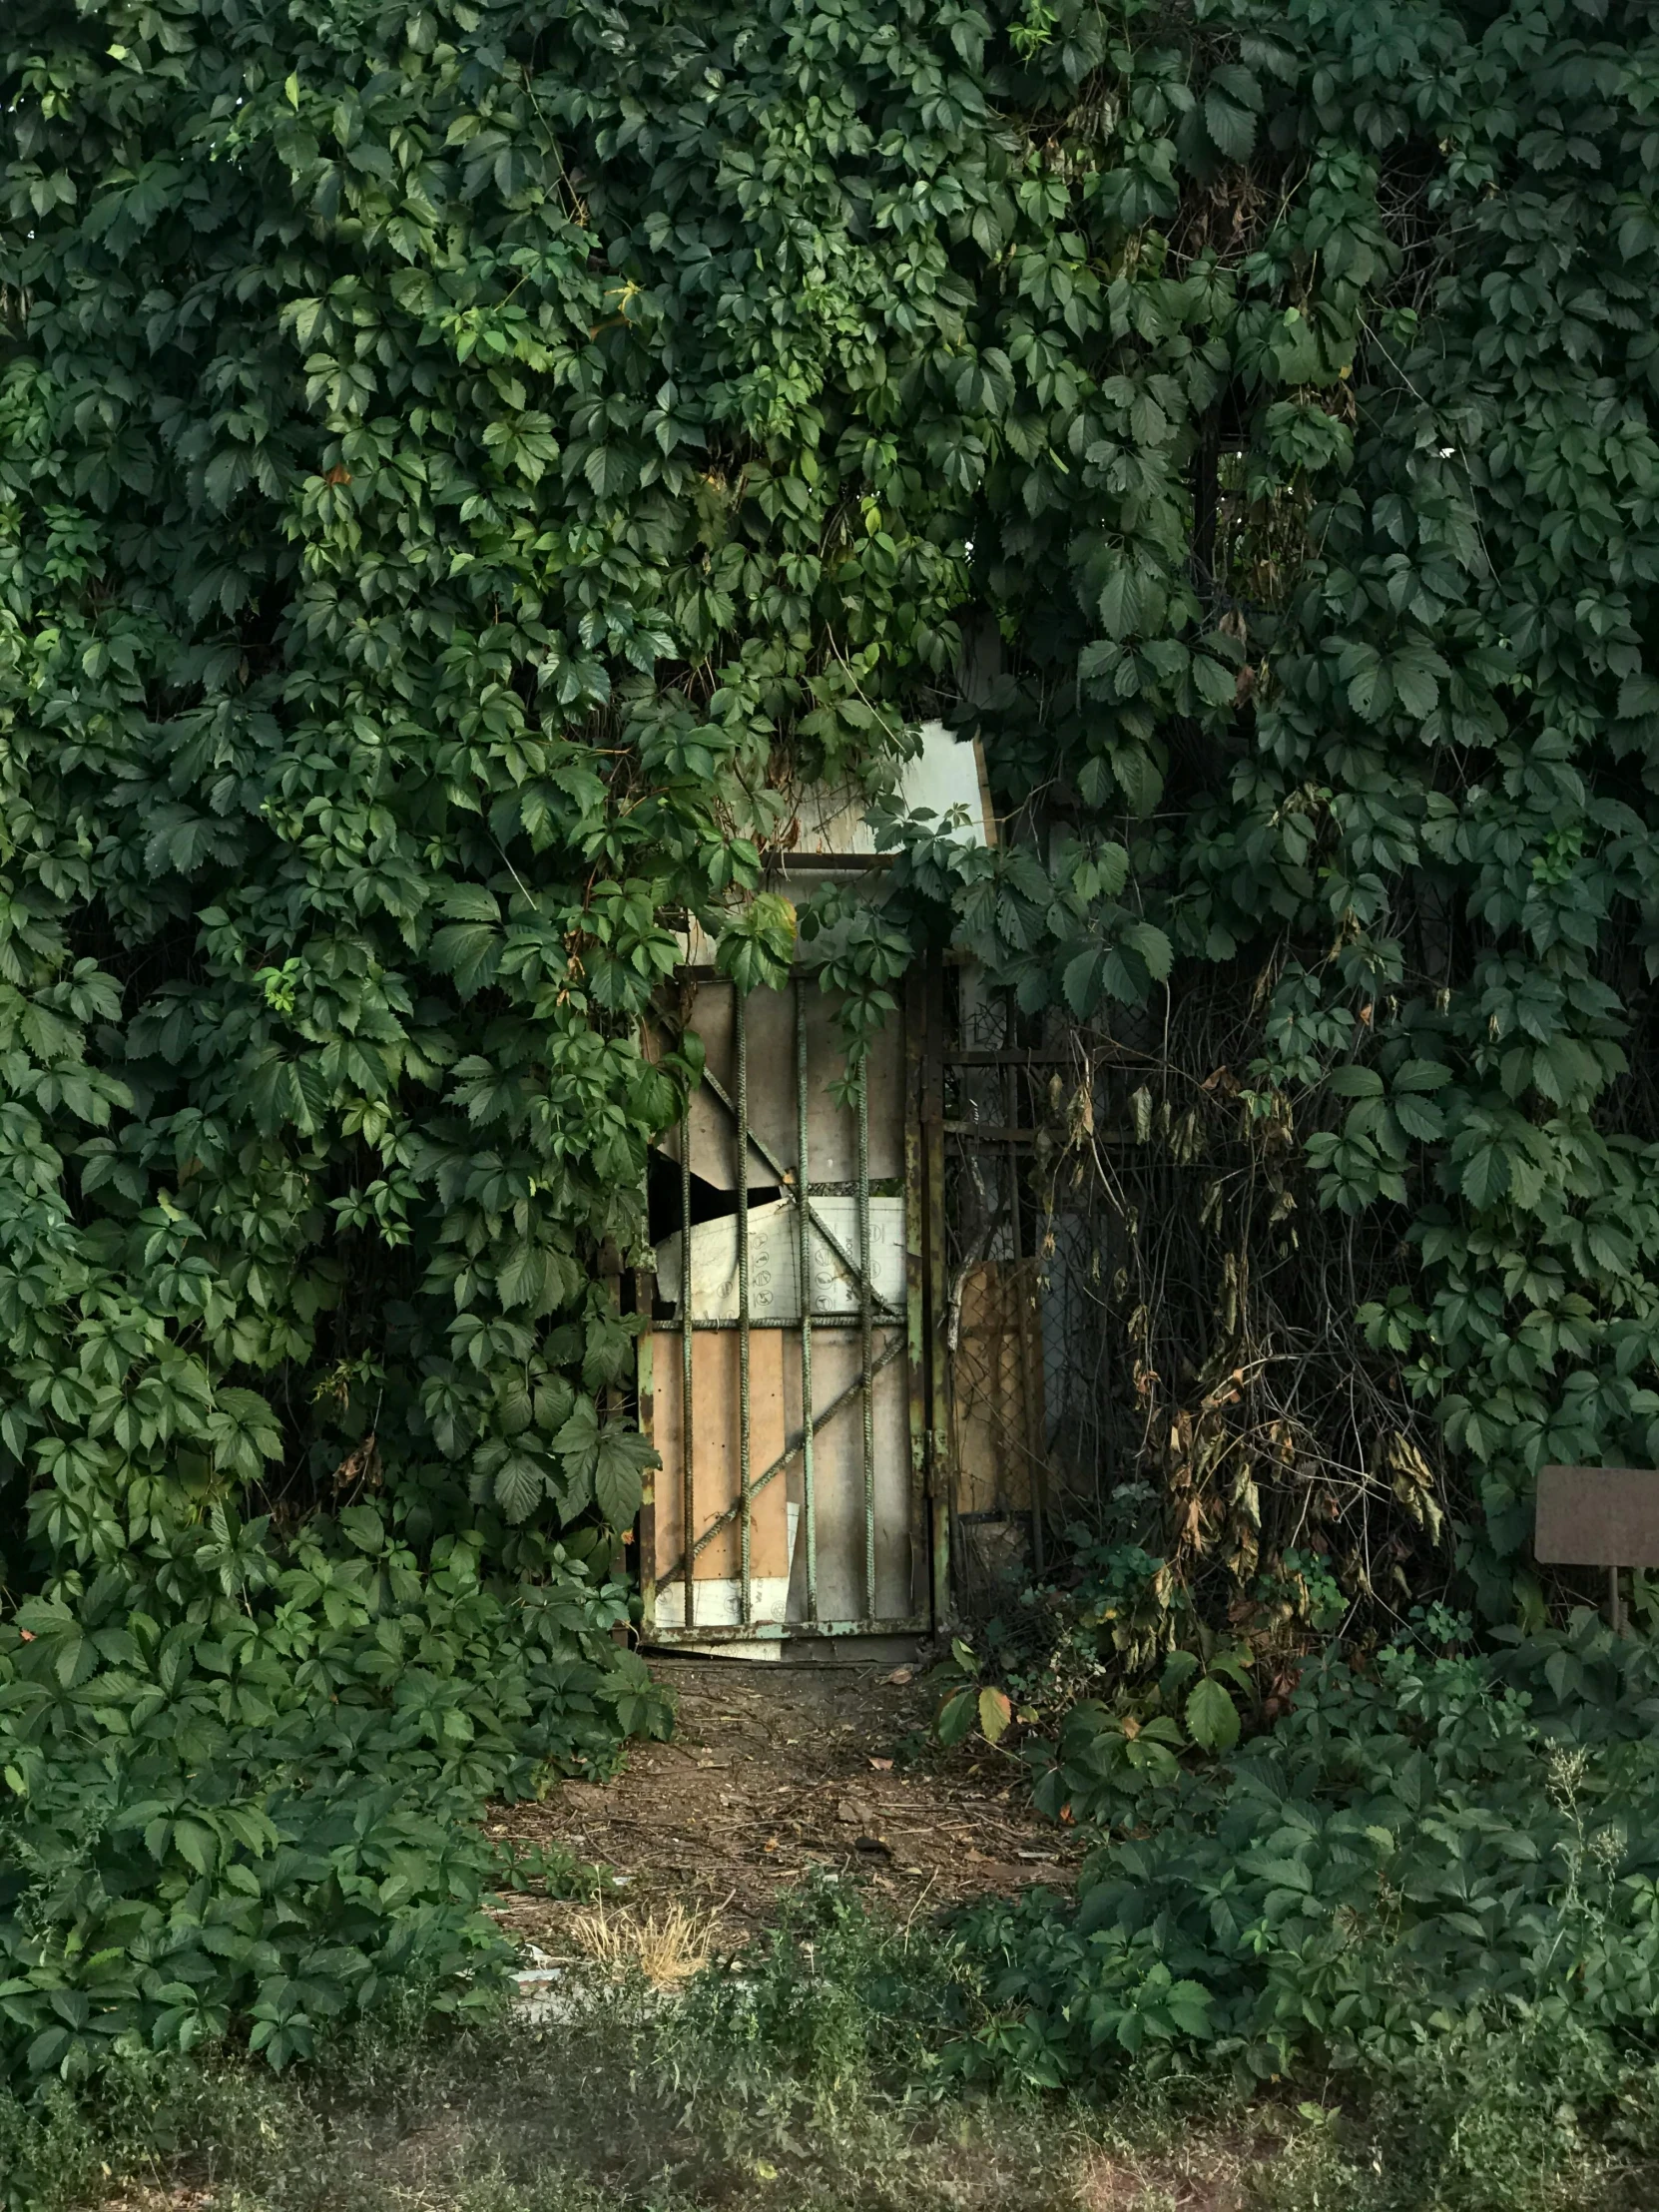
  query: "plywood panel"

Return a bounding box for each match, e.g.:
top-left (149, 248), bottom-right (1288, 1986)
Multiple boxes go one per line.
top-left (656, 981), bottom-right (782, 1192)
top-left (790, 1327), bottom-right (913, 1623)
top-left (657, 981), bottom-right (905, 1188)
top-left (646, 1330), bottom-right (794, 1627)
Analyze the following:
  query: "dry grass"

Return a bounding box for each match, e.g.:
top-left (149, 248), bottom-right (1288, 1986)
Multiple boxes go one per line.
top-left (1072, 2139), bottom-right (1251, 2212)
top-left (563, 1900), bottom-right (726, 1986)
top-left (98, 2193), bottom-right (214, 2212)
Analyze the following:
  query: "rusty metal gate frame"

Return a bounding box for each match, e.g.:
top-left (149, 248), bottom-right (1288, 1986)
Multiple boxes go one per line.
top-left (938, 1022), bottom-right (1061, 1588)
top-left (636, 963), bottom-right (938, 1645)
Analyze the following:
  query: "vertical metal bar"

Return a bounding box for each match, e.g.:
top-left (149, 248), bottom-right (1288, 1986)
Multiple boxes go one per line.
top-left (737, 992), bottom-right (753, 1625)
top-left (1004, 1024), bottom-right (1044, 1574)
top-left (680, 1093), bottom-right (695, 1631)
top-left (1005, 1003), bottom-right (1023, 1268)
top-left (634, 1265), bottom-right (656, 1637)
top-left (903, 961), bottom-right (929, 1623)
top-left (925, 953), bottom-right (952, 1630)
top-left (1026, 1277), bottom-right (1048, 1578)
top-left (796, 979), bottom-right (819, 1623)
top-left (857, 1057), bottom-right (875, 1619)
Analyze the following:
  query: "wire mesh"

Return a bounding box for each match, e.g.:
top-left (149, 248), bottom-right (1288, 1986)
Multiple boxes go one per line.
top-left (937, 958), bottom-right (1452, 1644)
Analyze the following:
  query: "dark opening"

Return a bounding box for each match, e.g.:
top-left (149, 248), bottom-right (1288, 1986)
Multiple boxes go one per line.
top-left (645, 1149), bottom-right (783, 1245)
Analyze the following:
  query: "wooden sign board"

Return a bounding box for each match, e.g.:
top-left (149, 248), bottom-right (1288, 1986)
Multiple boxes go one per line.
top-left (1535, 1465), bottom-right (1659, 1633)
top-left (1535, 1466), bottom-right (1659, 1568)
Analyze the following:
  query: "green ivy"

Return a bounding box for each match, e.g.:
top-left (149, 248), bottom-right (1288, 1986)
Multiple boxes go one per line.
top-left (0, 1509), bottom-right (670, 2084)
top-left (5, 0), bottom-right (1659, 2103)
top-left (959, 1610), bottom-right (1659, 2090)
top-left (0, 0), bottom-right (996, 1601)
top-left (878, 0), bottom-right (1659, 1613)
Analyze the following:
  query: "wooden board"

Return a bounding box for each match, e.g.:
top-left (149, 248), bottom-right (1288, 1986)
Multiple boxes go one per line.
top-left (1535, 1465), bottom-right (1659, 1566)
top-left (647, 1331), bottom-right (793, 1625)
top-left (656, 980), bottom-right (905, 1189)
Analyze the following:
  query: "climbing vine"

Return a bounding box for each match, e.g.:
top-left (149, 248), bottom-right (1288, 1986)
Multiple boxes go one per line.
top-left (888, 0), bottom-right (1659, 1620)
top-left (1, 0), bottom-right (1657, 2096)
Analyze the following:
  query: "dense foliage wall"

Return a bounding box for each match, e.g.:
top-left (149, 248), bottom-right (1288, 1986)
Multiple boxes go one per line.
top-left (6, 0), bottom-right (1651, 1630)
top-left (890, 0), bottom-right (1659, 1627)
top-left (2, 0), bottom-right (1658, 2093)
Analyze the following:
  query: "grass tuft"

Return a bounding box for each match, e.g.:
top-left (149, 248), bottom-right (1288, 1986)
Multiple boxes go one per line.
top-left (562, 1901), bottom-right (725, 1987)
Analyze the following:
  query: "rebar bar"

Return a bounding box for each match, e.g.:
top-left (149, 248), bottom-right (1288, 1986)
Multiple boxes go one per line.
top-left (796, 979), bottom-right (819, 1622)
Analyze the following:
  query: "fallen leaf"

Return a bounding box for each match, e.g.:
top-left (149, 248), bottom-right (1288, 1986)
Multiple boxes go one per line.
top-left (867, 1756), bottom-right (893, 1772)
top-left (883, 1666), bottom-right (913, 1685)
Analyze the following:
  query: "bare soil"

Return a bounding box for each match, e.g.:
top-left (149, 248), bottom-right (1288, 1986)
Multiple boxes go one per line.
top-left (487, 1652), bottom-right (1082, 1947)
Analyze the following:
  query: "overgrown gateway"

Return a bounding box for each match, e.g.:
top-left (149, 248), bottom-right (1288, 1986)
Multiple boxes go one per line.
top-left (1, 0), bottom-right (1658, 2106)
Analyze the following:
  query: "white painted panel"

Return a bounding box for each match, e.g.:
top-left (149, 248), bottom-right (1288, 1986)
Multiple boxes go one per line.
top-left (655, 1196), bottom-right (906, 1321)
top-left (790, 723), bottom-right (993, 854)
top-left (652, 1577), bottom-right (792, 1628)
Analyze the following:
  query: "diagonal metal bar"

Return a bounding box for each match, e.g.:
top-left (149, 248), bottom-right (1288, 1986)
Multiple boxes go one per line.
top-left (655, 1333), bottom-right (907, 1586)
top-left (695, 1061), bottom-right (904, 1322)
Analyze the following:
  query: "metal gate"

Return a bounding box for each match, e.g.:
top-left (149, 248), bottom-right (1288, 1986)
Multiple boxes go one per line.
top-left (937, 970), bottom-right (1059, 1611)
top-left (636, 967), bottom-right (935, 1650)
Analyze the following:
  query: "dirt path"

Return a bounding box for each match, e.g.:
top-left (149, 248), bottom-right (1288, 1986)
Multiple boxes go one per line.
top-left (489, 1654), bottom-right (1081, 1949)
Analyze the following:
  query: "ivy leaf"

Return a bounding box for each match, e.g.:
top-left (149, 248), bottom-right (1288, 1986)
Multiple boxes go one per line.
top-left (936, 1686), bottom-right (978, 1748)
top-left (1391, 647), bottom-right (1446, 719)
top-left (977, 1685), bottom-right (1013, 1743)
top-left (173, 1821), bottom-right (217, 1877)
top-left (493, 1451), bottom-right (547, 1524)
top-left (1460, 1144), bottom-right (1511, 1209)
top-left (552, 1399), bottom-right (600, 1517)
top-left (438, 884), bottom-right (502, 922)
top-left (1123, 920), bottom-right (1172, 982)
top-left (582, 1311), bottom-right (635, 1390)
top-left (1062, 946), bottom-right (1106, 1016)
top-left (1098, 559), bottom-right (1143, 639)
top-left (1191, 653), bottom-right (1238, 708)
top-left (583, 445), bottom-right (637, 499)
top-left (593, 1424), bottom-right (655, 1529)
top-left (430, 924), bottom-right (502, 997)
top-left (1204, 91), bottom-right (1256, 162)
top-left (495, 1242), bottom-right (540, 1311)
top-left (1391, 1093), bottom-right (1445, 1142)
top-left (1346, 652), bottom-right (1393, 720)
top-left (1186, 1677), bottom-right (1241, 1753)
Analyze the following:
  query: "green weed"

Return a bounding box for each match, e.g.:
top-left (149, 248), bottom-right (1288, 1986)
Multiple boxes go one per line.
top-left (9, 1867), bottom-right (1659, 2212)
top-left (0, 1532), bottom-right (671, 2097)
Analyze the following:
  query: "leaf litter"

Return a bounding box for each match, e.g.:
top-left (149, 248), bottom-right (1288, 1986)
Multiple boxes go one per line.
top-left (487, 1654), bottom-right (1080, 1959)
